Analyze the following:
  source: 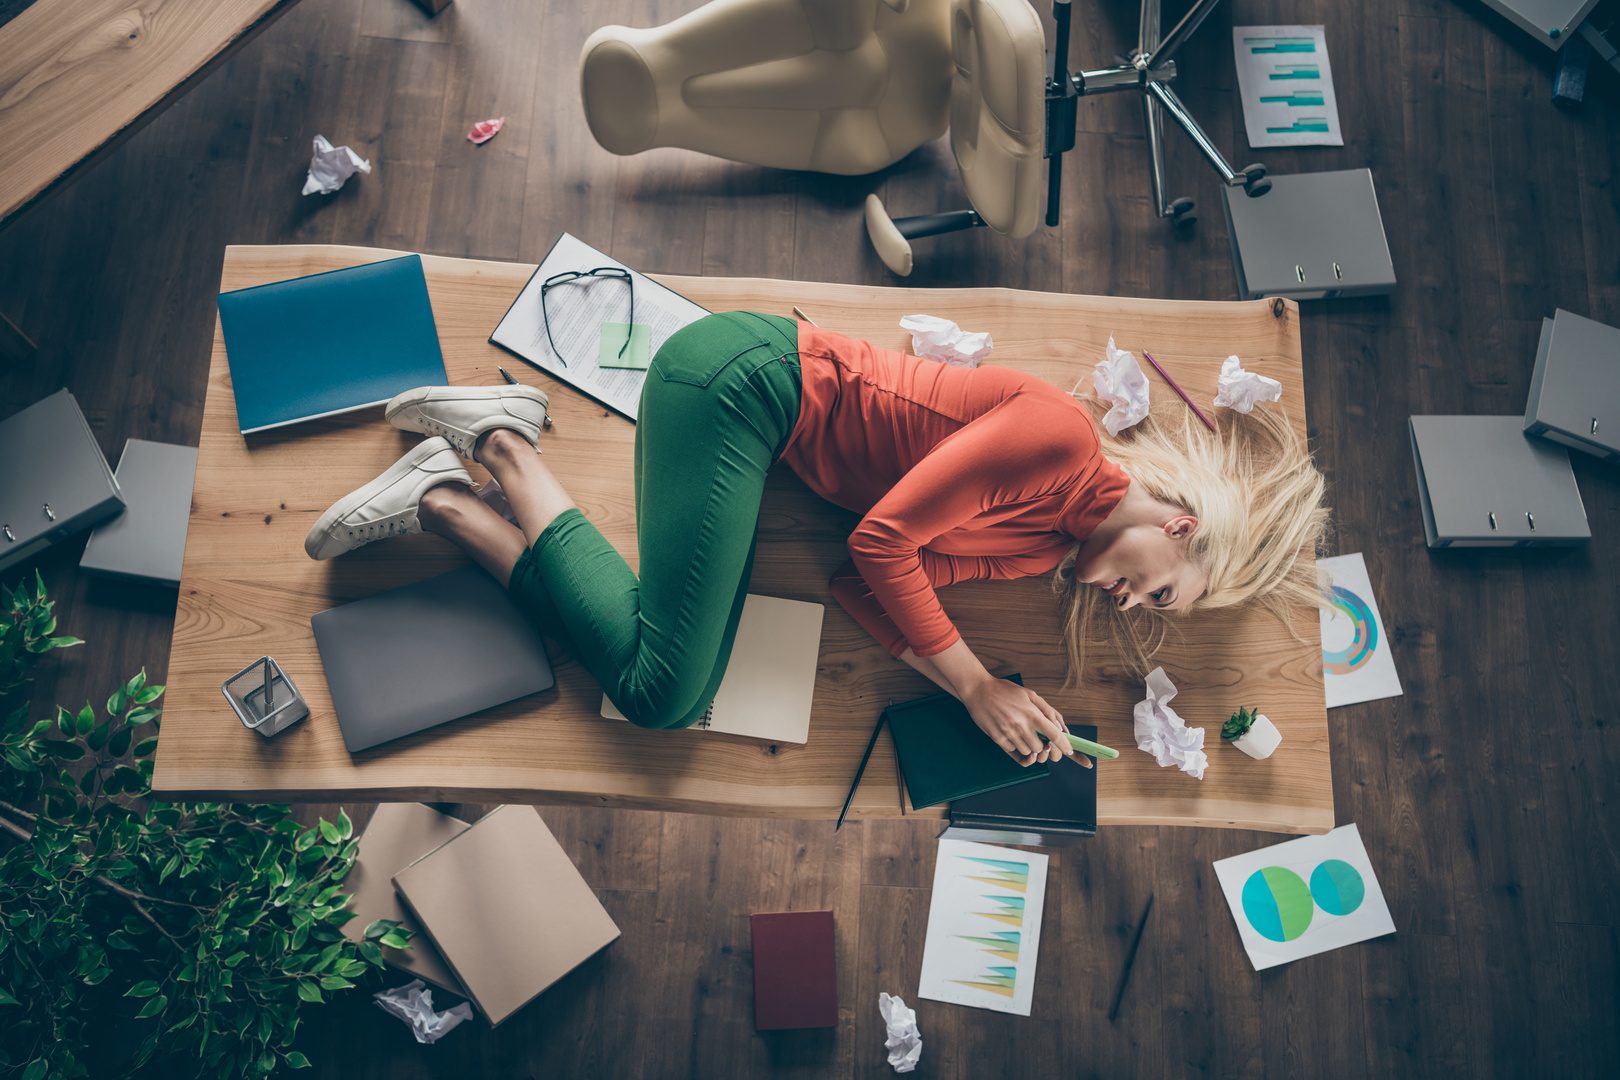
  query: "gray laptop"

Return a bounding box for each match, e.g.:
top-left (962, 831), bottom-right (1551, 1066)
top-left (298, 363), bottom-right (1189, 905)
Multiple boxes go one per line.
top-left (312, 565), bottom-right (555, 753)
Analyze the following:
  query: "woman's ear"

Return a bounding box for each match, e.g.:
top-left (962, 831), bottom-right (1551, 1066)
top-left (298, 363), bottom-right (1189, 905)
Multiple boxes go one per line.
top-left (1164, 514), bottom-right (1199, 540)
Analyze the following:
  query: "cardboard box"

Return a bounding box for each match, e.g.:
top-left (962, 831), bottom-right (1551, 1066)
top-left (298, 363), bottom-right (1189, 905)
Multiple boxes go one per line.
top-left (340, 803), bottom-right (471, 994)
top-left (393, 806), bottom-right (620, 1026)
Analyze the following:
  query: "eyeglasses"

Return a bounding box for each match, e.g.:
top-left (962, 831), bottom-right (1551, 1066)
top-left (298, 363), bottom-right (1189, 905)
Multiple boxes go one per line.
top-left (539, 266), bottom-right (634, 368)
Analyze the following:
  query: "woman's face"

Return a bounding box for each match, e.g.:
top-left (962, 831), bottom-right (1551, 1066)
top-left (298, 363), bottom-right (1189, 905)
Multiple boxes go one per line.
top-left (1074, 515), bottom-right (1208, 612)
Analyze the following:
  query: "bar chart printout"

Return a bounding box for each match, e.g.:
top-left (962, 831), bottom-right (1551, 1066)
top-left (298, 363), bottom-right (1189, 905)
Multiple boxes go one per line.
top-left (918, 840), bottom-right (1050, 1016)
top-left (1233, 25), bottom-right (1344, 147)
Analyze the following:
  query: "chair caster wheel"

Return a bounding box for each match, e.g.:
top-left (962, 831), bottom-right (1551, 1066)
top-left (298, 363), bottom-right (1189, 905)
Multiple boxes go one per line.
top-left (1244, 176), bottom-right (1272, 197)
top-left (1241, 163), bottom-right (1267, 183)
top-left (1169, 197), bottom-right (1197, 227)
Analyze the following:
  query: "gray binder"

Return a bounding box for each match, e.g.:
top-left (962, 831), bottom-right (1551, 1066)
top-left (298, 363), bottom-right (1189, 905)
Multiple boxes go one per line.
top-left (1409, 415), bottom-right (1590, 548)
top-left (1472, 0), bottom-right (1598, 50)
top-left (1221, 169), bottom-right (1397, 301)
top-left (79, 440), bottom-right (199, 587)
top-left (1524, 310), bottom-right (1619, 463)
top-left (0, 390), bottom-right (123, 576)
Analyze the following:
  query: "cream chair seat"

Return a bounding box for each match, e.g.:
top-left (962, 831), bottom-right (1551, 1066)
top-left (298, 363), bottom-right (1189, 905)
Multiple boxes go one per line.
top-left (580, 0), bottom-right (953, 176)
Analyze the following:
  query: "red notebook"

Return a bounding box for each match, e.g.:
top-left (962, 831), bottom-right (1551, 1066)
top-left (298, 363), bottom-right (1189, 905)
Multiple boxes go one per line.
top-left (750, 910), bottom-right (838, 1030)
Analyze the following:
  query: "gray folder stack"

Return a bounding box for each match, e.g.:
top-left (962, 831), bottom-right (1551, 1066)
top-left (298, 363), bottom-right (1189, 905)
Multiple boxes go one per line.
top-left (0, 390), bottom-right (123, 576)
top-left (1409, 416), bottom-right (1590, 548)
top-left (1524, 309), bottom-right (1618, 463)
top-left (79, 440), bottom-right (199, 587)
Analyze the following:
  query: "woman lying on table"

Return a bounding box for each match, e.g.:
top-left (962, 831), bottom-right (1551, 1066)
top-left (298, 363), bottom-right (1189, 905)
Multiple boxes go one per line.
top-left (305, 312), bottom-right (1327, 765)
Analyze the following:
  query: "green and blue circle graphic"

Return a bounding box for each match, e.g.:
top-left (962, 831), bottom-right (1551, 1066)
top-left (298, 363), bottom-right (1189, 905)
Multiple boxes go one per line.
top-left (1240, 866), bottom-right (1314, 942)
top-left (1323, 585), bottom-right (1378, 675)
top-left (1308, 859), bottom-right (1366, 916)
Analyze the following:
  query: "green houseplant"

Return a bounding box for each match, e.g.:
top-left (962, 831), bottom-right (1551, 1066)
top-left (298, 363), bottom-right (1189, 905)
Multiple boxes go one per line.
top-left (1220, 706), bottom-right (1282, 760)
top-left (0, 572), bottom-right (408, 1079)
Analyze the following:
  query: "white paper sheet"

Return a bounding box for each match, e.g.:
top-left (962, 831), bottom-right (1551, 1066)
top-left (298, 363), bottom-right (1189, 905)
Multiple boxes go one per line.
top-left (1213, 823), bottom-right (1395, 970)
top-left (489, 232), bottom-right (710, 421)
top-left (1317, 553), bottom-right (1403, 708)
top-left (918, 839), bottom-right (1048, 1016)
top-left (1233, 25), bottom-right (1344, 148)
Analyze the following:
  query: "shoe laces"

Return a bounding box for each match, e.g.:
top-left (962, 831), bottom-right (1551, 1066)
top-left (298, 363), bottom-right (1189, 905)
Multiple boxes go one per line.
top-left (346, 518), bottom-right (407, 543)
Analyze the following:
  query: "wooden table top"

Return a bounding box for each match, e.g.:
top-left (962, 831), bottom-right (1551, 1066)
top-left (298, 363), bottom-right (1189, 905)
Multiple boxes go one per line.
top-left (153, 243), bottom-right (1333, 833)
top-left (0, 0), bottom-right (300, 228)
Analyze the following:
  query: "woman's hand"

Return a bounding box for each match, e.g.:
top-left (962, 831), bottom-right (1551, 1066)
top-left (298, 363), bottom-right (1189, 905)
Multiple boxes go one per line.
top-left (962, 677), bottom-right (1073, 766)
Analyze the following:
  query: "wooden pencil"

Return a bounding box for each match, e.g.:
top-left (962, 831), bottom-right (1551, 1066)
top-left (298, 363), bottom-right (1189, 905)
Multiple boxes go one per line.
top-left (1142, 351), bottom-right (1218, 433)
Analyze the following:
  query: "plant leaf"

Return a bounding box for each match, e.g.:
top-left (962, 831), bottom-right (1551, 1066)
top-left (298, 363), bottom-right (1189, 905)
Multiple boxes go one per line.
top-left (125, 980), bottom-right (162, 998)
top-left (296, 982), bottom-right (323, 1004)
top-left (134, 993), bottom-right (168, 1019)
top-left (285, 1051), bottom-right (311, 1069)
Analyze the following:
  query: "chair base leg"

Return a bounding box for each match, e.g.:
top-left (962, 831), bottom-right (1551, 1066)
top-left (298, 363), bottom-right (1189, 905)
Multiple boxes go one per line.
top-left (892, 209), bottom-right (985, 241)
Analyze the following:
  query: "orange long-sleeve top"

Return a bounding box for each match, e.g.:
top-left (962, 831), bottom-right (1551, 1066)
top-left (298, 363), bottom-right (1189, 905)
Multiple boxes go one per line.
top-left (777, 322), bottom-right (1131, 659)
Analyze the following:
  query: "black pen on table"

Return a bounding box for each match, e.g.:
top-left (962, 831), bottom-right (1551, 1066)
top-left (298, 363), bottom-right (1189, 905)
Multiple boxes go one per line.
top-left (500, 367), bottom-right (553, 428)
top-left (1107, 893), bottom-right (1155, 1023)
top-left (836, 711), bottom-right (888, 831)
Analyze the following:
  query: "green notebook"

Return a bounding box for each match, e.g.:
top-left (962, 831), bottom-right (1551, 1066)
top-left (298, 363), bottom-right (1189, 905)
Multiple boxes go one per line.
top-left (886, 675), bottom-right (1050, 810)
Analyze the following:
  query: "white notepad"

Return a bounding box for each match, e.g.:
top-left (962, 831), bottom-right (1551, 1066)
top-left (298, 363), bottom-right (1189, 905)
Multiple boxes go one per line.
top-left (600, 594), bottom-right (824, 744)
top-left (489, 231), bottom-right (710, 421)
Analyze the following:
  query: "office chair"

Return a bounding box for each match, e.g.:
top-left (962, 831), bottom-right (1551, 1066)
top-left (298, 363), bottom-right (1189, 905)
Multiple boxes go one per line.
top-left (866, 0), bottom-right (1271, 275)
top-left (578, 0), bottom-right (1266, 276)
top-left (579, 0), bottom-right (954, 176)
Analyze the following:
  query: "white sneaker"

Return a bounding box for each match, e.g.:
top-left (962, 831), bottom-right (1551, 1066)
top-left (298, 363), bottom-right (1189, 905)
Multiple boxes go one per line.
top-left (304, 438), bottom-right (470, 560)
top-left (384, 384), bottom-right (551, 460)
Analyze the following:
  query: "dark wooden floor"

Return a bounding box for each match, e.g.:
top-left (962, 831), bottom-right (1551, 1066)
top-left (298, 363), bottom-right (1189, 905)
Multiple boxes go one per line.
top-left (3, 0), bottom-right (1618, 1076)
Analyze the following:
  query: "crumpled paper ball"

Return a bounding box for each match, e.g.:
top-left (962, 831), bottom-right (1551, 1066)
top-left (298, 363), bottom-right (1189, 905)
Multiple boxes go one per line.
top-left (878, 992), bottom-right (922, 1073)
top-left (900, 313), bottom-right (993, 367)
top-left (302, 134), bottom-right (371, 196)
top-left (1213, 355), bottom-right (1282, 413)
top-left (1132, 667), bottom-right (1207, 779)
top-left (1092, 337), bottom-right (1151, 435)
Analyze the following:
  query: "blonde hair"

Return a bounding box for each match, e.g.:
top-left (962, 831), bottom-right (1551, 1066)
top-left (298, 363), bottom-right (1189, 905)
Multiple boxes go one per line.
top-left (1053, 397), bottom-right (1329, 687)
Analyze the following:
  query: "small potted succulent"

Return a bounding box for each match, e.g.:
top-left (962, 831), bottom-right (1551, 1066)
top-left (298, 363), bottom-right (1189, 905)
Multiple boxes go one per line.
top-left (1222, 706), bottom-right (1282, 760)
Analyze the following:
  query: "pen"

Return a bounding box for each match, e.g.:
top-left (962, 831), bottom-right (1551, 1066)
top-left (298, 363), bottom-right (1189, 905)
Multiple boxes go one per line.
top-left (1107, 894), bottom-right (1154, 1022)
top-left (836, 711), bottom-right (888, 831)
top-left (262, 657), bottom-right (274, 712)
top-left (792, 306), bottom-right (818, 327)
top-left (1142, 351), bottom-right (1218, 433)
top-left (499, 367), bottom-right (553, 428)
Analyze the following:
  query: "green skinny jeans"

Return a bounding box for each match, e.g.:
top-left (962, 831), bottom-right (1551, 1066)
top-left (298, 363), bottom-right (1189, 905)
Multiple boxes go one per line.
top-left (506, 310), bottom-right (802, 728)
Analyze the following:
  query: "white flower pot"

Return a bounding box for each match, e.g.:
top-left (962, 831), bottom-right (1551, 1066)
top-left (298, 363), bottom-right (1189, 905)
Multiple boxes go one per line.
top-left (1231, 713), bottom-right (1282, 759)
